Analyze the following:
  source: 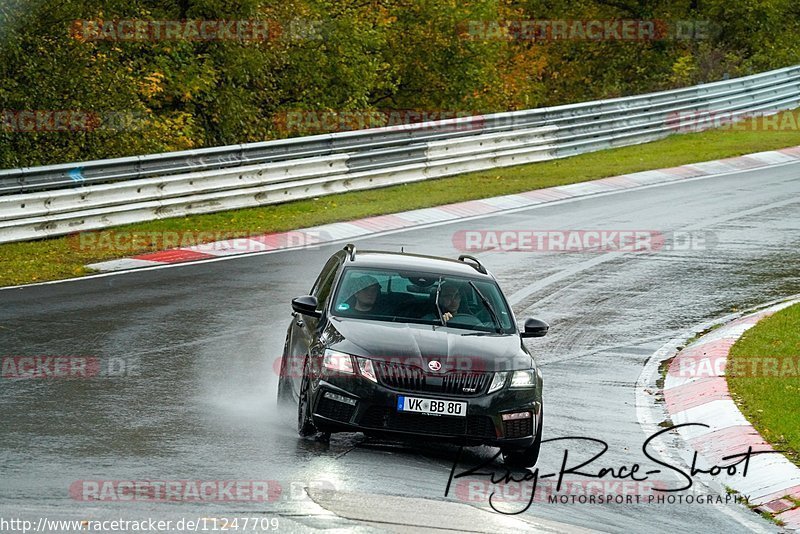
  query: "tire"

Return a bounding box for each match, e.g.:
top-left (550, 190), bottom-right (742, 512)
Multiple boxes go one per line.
top-left (502, 408), bottom-right (543, 468)
top-left (297, 359), bottom-right (317, 437)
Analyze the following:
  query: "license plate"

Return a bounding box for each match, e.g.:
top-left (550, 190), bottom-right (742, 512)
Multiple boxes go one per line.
top-left (397, 396), bottom-right (467, 417)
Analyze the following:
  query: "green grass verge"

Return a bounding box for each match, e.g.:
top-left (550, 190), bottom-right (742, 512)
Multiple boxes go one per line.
top-left (728, 302), bottom-right (800, 467)
top-left (2, 109), bottom-right (800, 287)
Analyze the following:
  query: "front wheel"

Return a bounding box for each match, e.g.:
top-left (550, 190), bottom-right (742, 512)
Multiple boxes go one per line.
top-left (297, 359), bottom-right (317, 437)
top-left (502, 408), bottom-right (543, 468)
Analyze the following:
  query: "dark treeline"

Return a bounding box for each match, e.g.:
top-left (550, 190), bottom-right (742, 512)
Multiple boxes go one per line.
top-left (1, 0), bottom-right (798, 168)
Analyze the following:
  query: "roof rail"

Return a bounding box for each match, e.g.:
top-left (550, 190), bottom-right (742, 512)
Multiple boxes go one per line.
top-left (457, 254), bottom-right (486, 274)
top-left (343, 243), bottom-right (356, 261)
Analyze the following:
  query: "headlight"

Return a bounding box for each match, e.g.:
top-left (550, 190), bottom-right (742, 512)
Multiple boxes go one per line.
top-left (510, 369), bottom-right (536, 388)
top-left (488, 372), bottom-right (508, 393)
top-left (356, 357), bottom-right (378, 383)
top-left (323, 349), bottom-right (354, 375)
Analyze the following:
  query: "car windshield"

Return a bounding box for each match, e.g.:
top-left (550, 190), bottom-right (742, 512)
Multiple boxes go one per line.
top-left (330, 267), bottom-right (515, 334)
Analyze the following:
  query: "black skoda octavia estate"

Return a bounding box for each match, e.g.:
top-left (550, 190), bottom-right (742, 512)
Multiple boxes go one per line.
top-left (277, 244), bottom-right (548, 466)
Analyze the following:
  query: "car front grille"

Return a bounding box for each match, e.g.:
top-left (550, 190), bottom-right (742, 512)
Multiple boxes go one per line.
top-left (374, 361), bottom-right (490, 396)
top-left (359, 407), bottom-right (496, 439)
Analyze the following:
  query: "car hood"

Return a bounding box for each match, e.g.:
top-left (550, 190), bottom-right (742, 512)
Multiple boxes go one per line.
top-left (324, 317), bottom-right (533, 373)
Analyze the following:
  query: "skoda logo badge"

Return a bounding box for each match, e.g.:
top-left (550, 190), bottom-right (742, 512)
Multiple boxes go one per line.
top-left (428, 360), bottom-right (441, 371)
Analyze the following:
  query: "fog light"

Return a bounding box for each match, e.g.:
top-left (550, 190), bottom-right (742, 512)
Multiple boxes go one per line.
top-left (324, 392), bottom-right (357, 406)
top-left (501, 411), bottom-right (531, 421)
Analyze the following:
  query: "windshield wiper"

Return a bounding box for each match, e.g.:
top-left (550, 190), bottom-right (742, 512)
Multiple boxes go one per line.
top-left (433, 276), bottom-right (445, 328)
top-left (460, 332), bottom-right (502, 337)
top-left (468, 281), bottom-right (503, 334)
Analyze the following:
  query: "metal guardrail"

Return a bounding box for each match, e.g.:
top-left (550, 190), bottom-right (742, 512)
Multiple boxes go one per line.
top-left (1, 65), bottom-right (799, 243)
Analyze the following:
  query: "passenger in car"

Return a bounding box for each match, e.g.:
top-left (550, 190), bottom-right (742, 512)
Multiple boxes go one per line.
top-left (343, 275), bottom-right (384, 314)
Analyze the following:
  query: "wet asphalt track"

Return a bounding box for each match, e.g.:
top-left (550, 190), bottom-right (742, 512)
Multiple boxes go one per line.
top-left (1, 162), bottom-right (799, 533)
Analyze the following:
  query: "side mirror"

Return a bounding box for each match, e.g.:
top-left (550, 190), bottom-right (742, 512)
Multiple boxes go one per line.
top-left (521, 318), bottom-right (549, 338)
top-left (292, 295), bottom-right (321, 318)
